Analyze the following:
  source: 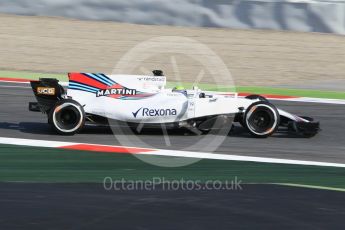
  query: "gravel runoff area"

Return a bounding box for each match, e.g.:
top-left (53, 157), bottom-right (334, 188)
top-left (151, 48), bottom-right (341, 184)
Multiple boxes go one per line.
top-left (0, 14), bottom-right (344, 88)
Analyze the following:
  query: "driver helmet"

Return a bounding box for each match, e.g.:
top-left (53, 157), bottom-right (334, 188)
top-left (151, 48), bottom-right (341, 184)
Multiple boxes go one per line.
top-left (172, 86), bottom-right (187, 96)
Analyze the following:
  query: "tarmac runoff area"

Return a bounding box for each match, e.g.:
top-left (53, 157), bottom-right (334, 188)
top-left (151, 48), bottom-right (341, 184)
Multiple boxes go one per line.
top-left (0, 183), bottom-right (344, 229)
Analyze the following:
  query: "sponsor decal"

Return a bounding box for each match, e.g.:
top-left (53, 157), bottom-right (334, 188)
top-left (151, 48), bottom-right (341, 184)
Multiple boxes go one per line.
top-left (132, 107), bottom-right (177, 118)
top-left (166, 93), bottom-right (184, 97)
top-left (188, 101), bottom-right (195, 112)
top-left (96, 88), bottom-right (137, 97)
top-left (68, 73), bottom-right (156, 100)
top-left (37, 87), bottom-right (55, 95)
top-left (137, 76), bottom-right (165, 82)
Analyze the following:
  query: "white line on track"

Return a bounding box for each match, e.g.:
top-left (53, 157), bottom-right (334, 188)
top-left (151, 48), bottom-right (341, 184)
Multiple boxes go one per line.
top-left (0, 137), bottom-right (345, 168)
top-left (0, 80), bottom-right (30, 84)
top-left (139, 150), bottom-right (345, 168)
top-left (0, 80), bottom-right (69, 86)
top-left (0, 137), bottom-right (71, 148)
top-left (208, 91), bottom-right (345, 105)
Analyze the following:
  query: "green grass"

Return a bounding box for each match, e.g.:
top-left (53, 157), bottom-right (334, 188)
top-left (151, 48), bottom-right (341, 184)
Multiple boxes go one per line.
top-left (0, 70), bottom-right (67, 81)
top-left (236, 86), bottom-right (345, 100)
top-left (1, 70), bottom-right (345, 99)
top-left (0, 144), bottom-right (344, 189)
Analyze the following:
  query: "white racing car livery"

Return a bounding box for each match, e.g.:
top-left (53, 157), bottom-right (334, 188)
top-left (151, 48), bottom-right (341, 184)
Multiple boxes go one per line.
top-left (29, 70), bottom-right (319, 137)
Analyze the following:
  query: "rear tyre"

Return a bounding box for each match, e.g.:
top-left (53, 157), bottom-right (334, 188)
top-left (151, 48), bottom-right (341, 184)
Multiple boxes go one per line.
top-left (243, 101), bottom-right (280, 138)
top-left (48, 99), bottom-right (85, 135)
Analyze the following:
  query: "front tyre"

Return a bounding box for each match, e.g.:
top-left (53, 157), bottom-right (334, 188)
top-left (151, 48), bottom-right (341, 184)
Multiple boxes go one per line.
top-left (243, 101), bottom-right (280, 138)
top-left (48, 99), bottom-right (85, 135)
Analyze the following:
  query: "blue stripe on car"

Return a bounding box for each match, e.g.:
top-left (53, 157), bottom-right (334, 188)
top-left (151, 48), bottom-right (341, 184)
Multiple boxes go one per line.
top-left (83, 73), bottom-right (113, 86)
top-left (97, 73), bottom-right (116, 85)
top-left (69, 82), bottom-right (99, 92)
top-left (68, 85), bottom-right (97, 94)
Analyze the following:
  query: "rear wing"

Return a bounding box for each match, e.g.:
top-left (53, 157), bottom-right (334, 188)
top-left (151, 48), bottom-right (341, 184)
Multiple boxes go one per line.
top-left (29, 78), bottom-right (64, 113)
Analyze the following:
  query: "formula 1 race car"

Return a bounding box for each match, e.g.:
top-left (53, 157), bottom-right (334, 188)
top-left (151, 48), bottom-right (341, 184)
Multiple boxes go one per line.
top-left (28, 70), bottom-right (319, 137)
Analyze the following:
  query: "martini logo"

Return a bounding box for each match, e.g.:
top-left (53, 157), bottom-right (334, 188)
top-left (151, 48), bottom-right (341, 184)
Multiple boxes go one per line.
top-left (132, 107), bottom-right (177, 118)
top-left (96, 88), bottom-right (137, 97)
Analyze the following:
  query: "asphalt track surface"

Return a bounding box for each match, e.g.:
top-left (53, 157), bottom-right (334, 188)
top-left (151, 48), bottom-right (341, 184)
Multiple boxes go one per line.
top-left (0, 183), bottom-right (344, 230)
top-left (1, 82), bottom-right (345, 163)
top-left (1, 83), bottom-right (345, 229)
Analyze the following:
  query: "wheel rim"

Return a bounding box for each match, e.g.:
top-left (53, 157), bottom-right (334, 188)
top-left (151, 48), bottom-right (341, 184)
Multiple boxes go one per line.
top-left (53, 103), bottom-right (83, 132)
top-left (246, 105), bottom-right (277, 135)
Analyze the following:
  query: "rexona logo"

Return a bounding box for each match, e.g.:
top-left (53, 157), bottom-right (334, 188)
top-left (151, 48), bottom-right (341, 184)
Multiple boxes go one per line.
top-left (96, 88), bottom-right (137, 97)
top-left (132, 107), bottom-right (177, 118)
